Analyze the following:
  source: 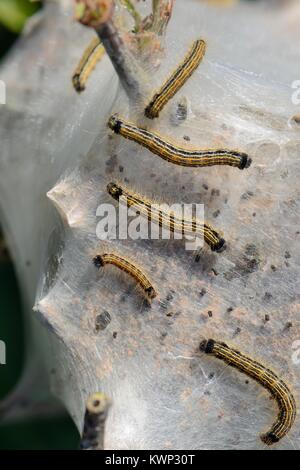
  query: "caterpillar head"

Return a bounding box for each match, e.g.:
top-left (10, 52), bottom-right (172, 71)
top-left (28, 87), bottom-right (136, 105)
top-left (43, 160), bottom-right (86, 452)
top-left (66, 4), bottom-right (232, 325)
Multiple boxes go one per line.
top-left (260, 432), bottom-right (279, 445)
top-left (145, 286), bottom-right (157, 301)
top-left (107, 114), bottom-right (122, 134)
top-left (212, 237), bottom-right (226, 253)
top-left (107, 182), bottom-right (123, 201)
top-left (199, 339), bottom-right (215, 354)
top-left (93, 255), bottom-right (104, 269)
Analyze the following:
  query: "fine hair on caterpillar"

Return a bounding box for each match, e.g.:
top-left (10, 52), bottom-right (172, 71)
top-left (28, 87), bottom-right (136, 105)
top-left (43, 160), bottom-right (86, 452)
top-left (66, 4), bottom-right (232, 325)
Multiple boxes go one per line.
top-left (106, 181), bottom-right (226, 252)
top-left (108, 114), bottom-right (252, 169)
top-left (145, 39), bottom-right (206, 119)
top-left (72, 37), bottom-right (105, 92)
top-left (200, 339), bottom-right (297, 445)
top-left (93, 253), bottom-right (157, 304)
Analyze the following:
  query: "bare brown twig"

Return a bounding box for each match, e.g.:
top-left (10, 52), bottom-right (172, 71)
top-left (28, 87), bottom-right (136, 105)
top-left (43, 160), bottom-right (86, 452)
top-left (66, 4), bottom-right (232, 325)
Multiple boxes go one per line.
top-left (80, 392), bottom-right (111, 450)
top-left (151, 0), bottom-right (174, 36)
top-left (75, 0), bottom-right (144, 100)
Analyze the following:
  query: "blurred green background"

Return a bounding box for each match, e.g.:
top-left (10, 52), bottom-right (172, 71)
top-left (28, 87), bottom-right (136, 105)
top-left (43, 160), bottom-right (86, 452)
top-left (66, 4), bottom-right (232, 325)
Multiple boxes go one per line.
top-left (0, 0), bottom-right (79, 450)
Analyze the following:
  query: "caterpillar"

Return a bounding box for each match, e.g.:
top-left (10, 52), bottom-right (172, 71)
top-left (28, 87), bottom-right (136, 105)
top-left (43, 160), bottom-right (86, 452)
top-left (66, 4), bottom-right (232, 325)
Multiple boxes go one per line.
top-left (107, 182), bottom-right (226, 252)
top-left (200, 339), bottom-right (297, 445)
top-left (93, 253), bottom-right (157, 303)
top-left (80, 392), bottom-right (111, 450)
top-left (145, 39), bottom-right (206, 119)
top-left (72, 37), bottom-right (105, 92)
top-left (108, 115), bottom-right (251, 169)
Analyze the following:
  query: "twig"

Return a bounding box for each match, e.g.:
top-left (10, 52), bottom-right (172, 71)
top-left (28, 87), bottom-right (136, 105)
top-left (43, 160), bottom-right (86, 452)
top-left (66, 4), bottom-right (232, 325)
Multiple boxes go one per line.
top-left (151, 0), bottom-right (174, 36)
top-left (75, 0), bottom-right (144, 100)
top-left (119, 0), bottom-right (142, 32)
top-left (80, 392), bottom-right (111, 450)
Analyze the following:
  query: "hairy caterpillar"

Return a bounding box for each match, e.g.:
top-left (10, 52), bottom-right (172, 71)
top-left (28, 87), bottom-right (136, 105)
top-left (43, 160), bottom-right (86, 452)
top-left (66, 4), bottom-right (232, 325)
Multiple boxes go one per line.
top-left (108, 115), bottom-right (251, 169)
top-left (72, 37), bottom-right (105, 92)
top-left (107, 182), bottom-right (226, 252)
top-left (145, 39), bottom-right (206, 119)
top-left (200, 339), bottom-right (297, 445)
top-left (93, 253), bottom-right (157, 303)
top-left (80, 392), bottom-right (111, 450)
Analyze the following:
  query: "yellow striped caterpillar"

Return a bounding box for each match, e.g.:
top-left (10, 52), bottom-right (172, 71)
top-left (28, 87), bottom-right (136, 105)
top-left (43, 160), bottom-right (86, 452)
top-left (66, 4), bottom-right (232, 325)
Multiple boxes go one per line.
top-left (93, 253), bottom-right (157, 303)
top-left (72, 37), bottom-right (105, 92)
top-left (107, 182), bottom-right (226, 252)
top-left (200, 339), bottom-right (297, 445)
top-left (108, 115), bottom-right (251, 169)
top-left (145, 39), bottom-right (206, 119)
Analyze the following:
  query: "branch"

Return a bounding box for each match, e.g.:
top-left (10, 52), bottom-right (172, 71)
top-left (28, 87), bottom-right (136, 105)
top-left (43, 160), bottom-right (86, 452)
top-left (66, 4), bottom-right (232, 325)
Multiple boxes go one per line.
top-left (75, 0), bottom-right (144, 100)
top-left (80, 393), bottom-right (111, 450)
top-left (151, 0), bottom-right (175, 36)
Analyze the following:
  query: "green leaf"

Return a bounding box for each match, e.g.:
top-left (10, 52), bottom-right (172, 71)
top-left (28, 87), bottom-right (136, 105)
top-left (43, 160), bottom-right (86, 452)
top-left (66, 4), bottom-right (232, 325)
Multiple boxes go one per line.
top-left (0, 0), bottom-right (40, 34)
